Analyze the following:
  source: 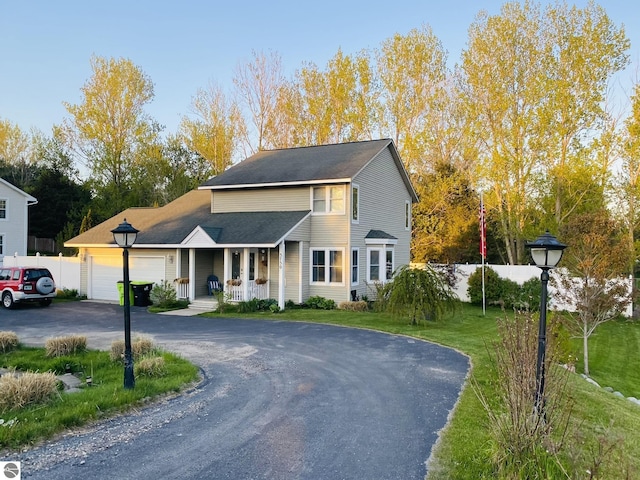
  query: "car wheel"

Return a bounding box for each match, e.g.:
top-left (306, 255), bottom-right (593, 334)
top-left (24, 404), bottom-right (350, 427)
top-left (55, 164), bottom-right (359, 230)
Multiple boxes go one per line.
top-left (2, 291), bottom-right (15, 309)
top-left (40, 298), bottom-right (52, 307)
top-left (36, 277), bottom-right (55, 295)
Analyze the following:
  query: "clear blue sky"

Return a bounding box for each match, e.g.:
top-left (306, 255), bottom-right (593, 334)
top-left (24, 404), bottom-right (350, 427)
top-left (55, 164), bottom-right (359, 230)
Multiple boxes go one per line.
top-left (1, 0), bottom-right (639, 136)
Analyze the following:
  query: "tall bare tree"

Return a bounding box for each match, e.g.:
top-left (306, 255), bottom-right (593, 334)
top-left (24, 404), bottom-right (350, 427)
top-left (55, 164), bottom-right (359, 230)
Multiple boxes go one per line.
top-left (180, 82), bottom-right (242, 175)
top-left (233, 50), bottom-right (285, 154)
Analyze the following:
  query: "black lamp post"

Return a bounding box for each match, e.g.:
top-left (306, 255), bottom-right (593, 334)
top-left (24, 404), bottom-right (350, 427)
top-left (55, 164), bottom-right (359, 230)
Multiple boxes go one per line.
top-left (111, 218), bottom-right (139, 389)
top-left (525, 231), bottom-right (566, 415)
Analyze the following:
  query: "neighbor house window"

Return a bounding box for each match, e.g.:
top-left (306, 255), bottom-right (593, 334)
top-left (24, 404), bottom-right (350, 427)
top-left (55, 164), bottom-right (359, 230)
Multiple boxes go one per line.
top-left (311, 248), bottom-right (344, 285)
top-left (0, 235), bottom-right (3, 255)
top-left (351, 248), bottom-right (359, 285)
top-left (405, 200), bottom-right (411, 230)
top-left (312, 186), bottom-right (345, 214)
top-left (0, 200), bottom-right (6, 219)
top-left (351, 184), bottom-right (359, 223)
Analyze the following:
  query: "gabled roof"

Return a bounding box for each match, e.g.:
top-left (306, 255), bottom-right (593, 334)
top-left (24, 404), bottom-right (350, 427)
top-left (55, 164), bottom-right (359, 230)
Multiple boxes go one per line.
top-left (65, 189), bottom-right (310, 248)
top-left (0, 177), bottom-right (37, 204)
top-left (200, 138), bottom-right (418, 202)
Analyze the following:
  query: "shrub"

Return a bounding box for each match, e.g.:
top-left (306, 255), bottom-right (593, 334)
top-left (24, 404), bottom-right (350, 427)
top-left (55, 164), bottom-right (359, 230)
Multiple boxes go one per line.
top-left (45, 335), bottom-right (87, 357)
top-left (134, 356), bottom-right (167, 377)
top-left (0, 332), bottom-right (19, 353)
top-left (237, 298), bottom-right (279, 312)
top-left (338, 301), bottom-right (368, 312)
top-left (0, 371), bottom-right (59, 413)
top-left (467, 267), bottom-right (503, 305)
top-left (305, 296), bottom-right (336, 310)
top-left (55, 288), bottom-right (80, 300)
top-left (110, 336), bottom-right (156, 362)
top-left (150, 280), bottom-right (178, 308)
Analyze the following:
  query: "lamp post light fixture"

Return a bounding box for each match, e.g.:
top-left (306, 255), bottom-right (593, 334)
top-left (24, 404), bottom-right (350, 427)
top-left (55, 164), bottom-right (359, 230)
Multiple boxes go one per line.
top-left (111, 218), bottom-right (139, 390)
top-left (525, 230), bottom-right (567, 415)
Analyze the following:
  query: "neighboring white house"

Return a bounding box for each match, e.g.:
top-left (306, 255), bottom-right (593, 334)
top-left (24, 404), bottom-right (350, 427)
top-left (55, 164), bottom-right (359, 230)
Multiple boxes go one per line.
top-left (65, 139), bottom-right (419, 308)
top-left (0, 177), bottom-right (37, 260)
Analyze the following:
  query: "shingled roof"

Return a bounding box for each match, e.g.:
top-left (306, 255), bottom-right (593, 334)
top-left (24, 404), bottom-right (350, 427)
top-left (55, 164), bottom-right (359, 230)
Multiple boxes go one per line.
top-left (66, 190), bottom-right (310, 248)
top-left (200, 138), bottom-right (417, 201)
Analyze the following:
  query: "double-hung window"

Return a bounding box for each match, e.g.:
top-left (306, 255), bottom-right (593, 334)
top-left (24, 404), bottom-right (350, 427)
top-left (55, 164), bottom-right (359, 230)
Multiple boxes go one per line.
top-left (312, 186), bottom-right (345, 214)
top-left (367, 247), bottom-right (395, 283)
top-left (351, 184), bottom-right (359, 223)
top-left (351, 248), bottom-right (359, 285)
top-left (311, 248), bottom-right (344, 285)
top-left (0, 199), bottom-right (6, 219)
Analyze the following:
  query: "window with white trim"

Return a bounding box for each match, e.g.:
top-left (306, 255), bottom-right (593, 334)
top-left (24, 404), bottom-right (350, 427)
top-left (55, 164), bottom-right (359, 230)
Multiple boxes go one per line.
top-left (311, 248), bottom-right (344, 285)
top-left (312, 186), bottom-right (345, 214)
top-left (0, 199), bottom-right (6, 220)
top-left (351, 248), bottom-right (359, 285)
top-left (351, 184), bottom-right (359, 223)
top-left (405, 200), bottom-right (411, 230)
top-left (367, 247), bottom-right (395, 283)
top-left (0, 234), bottom-right (4, 255)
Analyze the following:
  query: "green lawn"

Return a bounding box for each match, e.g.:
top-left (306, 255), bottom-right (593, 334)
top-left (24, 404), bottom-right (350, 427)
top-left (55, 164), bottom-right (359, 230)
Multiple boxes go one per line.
top-left (0, 347), bottom-right (199, 451)
top-left (204, 304), bottom-right (640, 479)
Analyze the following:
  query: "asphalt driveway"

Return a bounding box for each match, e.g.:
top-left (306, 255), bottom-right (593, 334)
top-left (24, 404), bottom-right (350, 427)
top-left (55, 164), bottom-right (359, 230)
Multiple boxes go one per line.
top-left (0, 302), bottom-right (469, 480)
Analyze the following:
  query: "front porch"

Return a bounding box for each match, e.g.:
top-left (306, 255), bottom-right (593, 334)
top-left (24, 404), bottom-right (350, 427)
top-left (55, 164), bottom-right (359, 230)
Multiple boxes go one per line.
top-left (174, 277), bottom-right (271, 303)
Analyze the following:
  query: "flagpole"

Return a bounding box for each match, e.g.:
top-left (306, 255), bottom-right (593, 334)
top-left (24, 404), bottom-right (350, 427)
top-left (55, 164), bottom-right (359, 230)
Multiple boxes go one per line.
top-left (480, 194), bottom-right (486, 316)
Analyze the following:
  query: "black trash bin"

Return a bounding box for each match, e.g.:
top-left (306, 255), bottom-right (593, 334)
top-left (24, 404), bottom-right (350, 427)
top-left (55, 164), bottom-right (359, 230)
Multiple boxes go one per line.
top-left (130, 282), bottom-right (154, 306)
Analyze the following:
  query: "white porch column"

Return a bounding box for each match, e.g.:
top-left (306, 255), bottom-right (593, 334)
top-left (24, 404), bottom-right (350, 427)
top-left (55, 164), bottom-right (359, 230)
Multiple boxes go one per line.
top-left (242, 247), bottom-right (250, 300)
top-left (188, 248), bottom-right (196, 300)
top-left (175, 248), bottom-right (181, 278)
top-left (278, 241), bottom-right (285, 310)
top-left (298, 241), bottom-right (304, 304)
top-left (223, 248), bottom-right (231, 286)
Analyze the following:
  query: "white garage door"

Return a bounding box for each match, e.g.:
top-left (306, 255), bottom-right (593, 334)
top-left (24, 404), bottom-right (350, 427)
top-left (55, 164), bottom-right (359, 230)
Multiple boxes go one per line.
top-left (89, 255), bottom-right (166, 301)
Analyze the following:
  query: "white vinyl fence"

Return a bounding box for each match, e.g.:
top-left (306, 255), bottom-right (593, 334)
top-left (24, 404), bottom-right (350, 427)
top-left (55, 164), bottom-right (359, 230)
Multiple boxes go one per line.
top-left (451, 263), bottom-right (633, 317)
top-left (1, 253), bottom-right (81, 292)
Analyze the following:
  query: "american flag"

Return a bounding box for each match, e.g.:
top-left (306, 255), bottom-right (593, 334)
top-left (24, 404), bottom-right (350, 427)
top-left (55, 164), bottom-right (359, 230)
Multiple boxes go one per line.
top-left (479, 198), bottom-right (487, 259)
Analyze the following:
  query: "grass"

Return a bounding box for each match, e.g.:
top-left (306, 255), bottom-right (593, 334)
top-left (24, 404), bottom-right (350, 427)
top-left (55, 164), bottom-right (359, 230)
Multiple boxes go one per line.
top-left (0, 346), bottom-right (199, 451)
top-left (202, 304), bottom-right (640, 479)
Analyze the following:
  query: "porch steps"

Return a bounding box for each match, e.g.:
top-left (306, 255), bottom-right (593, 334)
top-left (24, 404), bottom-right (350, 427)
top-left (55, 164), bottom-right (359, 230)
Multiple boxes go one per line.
top-left (188, 298), bottom-right (219, 312)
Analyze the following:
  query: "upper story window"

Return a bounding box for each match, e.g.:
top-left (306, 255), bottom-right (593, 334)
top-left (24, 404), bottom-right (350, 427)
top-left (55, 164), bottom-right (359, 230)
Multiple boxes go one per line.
top-left (0, 199), bottom-right (6, 219)
top-left (351, 184), bottom-right (359, 223)
top-left (312, 186), bottom-right (345, 215)
top-left (405, 200), bottom-right (411, 230)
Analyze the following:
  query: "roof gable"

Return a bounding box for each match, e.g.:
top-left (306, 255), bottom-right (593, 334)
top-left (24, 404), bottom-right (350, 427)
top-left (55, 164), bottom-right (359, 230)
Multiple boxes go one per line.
top-left (0, 177), bottom-right (37, 204)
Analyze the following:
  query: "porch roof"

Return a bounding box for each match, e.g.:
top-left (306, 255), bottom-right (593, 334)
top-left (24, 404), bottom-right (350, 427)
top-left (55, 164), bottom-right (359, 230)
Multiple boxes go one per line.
top-left (65, 189), bottom-right (311, 248)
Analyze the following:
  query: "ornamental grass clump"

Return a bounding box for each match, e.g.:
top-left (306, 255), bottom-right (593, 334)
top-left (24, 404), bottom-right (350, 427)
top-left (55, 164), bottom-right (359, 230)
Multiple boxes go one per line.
top-left (45, 335), bottom-right (87, 357)
top-left (134, 356), bottom-right (167, 378)
top-left (0, 332), bottom-right (19, 353)
top-left (110, 336), bottom-right (156, 362)
top-left (0, 371), bottom-right (58, 413)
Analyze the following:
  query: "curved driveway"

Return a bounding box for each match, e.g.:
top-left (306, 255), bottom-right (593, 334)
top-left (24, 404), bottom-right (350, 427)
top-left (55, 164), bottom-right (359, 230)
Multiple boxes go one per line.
top-left (1, 302), bottom-right (469, 480)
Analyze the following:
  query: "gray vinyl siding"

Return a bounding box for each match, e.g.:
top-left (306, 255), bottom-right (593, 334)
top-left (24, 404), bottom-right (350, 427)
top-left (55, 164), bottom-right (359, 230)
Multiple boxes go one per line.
top-left (284, 241), bottom-right (299, 303)
top-left (350, 147), bottom-right (413, 298)
top-left (212, 186), bottom-right (310, 213)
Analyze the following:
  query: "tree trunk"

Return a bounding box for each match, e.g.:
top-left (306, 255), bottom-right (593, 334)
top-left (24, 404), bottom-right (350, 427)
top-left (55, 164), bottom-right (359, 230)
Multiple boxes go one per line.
top-left (583, 331), bottom-right (590, 377)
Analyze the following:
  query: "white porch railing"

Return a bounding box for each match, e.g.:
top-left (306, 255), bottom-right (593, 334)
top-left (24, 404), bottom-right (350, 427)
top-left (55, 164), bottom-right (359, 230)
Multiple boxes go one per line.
top-left (174, 278), bottom-right (189, 299)
top-left (226, 280), bottom-right (269, 302)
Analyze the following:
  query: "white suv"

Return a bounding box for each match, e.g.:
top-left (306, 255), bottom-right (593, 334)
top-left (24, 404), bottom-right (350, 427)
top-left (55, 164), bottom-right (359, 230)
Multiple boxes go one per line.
top-left (0, 266), bottom-right (57, 308)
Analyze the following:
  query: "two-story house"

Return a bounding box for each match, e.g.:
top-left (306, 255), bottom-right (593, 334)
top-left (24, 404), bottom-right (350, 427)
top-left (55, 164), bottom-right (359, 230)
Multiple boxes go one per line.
top-left (0, 177), bottom-right (37, 261)
top-left (66, 139), bottom-right (418, 309)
